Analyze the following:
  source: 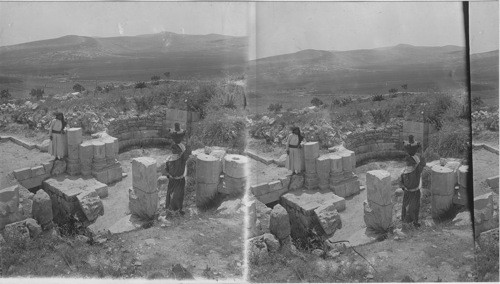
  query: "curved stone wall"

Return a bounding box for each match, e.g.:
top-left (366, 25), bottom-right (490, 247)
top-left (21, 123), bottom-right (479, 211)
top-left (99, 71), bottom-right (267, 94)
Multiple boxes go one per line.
top-left (107, 109), bottom-right (200, 152)
top-left (344, 126), bottom-right (406, 165)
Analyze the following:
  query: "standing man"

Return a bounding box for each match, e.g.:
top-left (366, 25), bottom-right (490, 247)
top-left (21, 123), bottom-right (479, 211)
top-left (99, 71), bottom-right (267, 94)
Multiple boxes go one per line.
top-left (399, 154), bottom-right (426, 228)
top-left (165, 142), bottom-right (190, 215)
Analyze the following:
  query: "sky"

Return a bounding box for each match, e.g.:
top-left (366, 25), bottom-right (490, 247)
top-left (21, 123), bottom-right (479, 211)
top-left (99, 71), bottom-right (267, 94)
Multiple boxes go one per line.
top-left (0, 1), bottom-right (249, 46)
top-left (0, 1), bottom-right (497, 59)
top-left (253, 1), bottom-right (471, 59)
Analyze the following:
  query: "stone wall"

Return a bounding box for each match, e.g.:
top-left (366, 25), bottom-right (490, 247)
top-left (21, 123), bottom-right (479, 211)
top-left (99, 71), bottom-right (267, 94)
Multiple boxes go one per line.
top-left (344, 126), bottom-right (406, 165)
top-left (107, 109), bottom-right (200, 152)
top-left (13, 162), bottom-right (54, 190)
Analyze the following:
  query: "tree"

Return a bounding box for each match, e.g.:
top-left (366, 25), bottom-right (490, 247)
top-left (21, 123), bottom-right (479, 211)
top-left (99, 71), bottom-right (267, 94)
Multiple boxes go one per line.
top-left (30, 88), bottom-right (44, 100)
top-left (0, 89), bottom-right (11, 100)
top-left (311, 97), bottom-right (324, 107)
top-left (73, 83), bottom-right (85, 93)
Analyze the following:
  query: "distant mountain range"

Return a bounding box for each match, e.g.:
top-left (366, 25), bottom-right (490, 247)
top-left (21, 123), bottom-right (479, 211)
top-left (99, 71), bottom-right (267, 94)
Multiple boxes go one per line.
top-left (0, 33), bottom-right (497, 95)
top-left (0, 32), bottom-right (247, 80)
top-left (247, 44), bottom-right (495, 94)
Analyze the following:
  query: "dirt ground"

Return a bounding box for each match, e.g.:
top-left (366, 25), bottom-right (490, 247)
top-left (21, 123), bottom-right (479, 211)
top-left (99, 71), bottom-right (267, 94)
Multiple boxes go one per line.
top-left (0, 140), bottom-right (52, 189)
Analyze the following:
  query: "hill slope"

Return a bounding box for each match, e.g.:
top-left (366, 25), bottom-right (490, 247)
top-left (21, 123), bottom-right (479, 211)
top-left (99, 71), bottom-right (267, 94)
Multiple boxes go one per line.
top-left (0, 32), bottom-right (247, 80)
top-left (248, 44), bottom-right (468, 94)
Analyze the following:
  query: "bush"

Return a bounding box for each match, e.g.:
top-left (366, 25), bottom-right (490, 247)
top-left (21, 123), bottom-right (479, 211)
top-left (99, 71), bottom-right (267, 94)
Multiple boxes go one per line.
top-left (0, 89), bottom-right (11, 100)
top-left (472, 97), bottom-right (483, 107)
top-left (134, 95), bottom-right (154, 114)
top-left (369, 109), bottom-right (391, 125)
top-left (311, 97), bottom-right (324, 107)
top-left (103, 84), bottom-right (115, 93)
top-left (95, 86), bottom-right (103, 93)
top-left (427, 124), bottom-right (469, 159)
top-left (372, 94), bottom-right (385, 101)
top-left (222, 94), bottom-right (237, 109)
top-left (29, 88), bottom-right (44, 100)
top-left (189, 112), bottom-right (246, 152)
top-left (72, 83), bottom-right (85, 92)
top-left (135, 82), bottom-right (147, 89)
top-left (268, 103), bottom-right (283, 113)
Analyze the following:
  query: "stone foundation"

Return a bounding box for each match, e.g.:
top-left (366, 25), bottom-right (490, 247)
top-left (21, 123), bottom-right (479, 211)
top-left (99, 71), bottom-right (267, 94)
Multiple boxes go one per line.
top-left (42, 176), bottom-right (105, 225)
top-left (281, 189), bottom-right (345, 238)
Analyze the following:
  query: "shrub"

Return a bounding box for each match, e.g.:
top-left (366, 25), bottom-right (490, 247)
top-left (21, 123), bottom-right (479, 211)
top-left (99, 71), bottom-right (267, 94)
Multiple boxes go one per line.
top-left (95, 86), bottom-right (103, 93)
top-left (485, 115), bottom-right (499, 131)
top-left (189, 112), bottom-right (246, 151)
top-left (72, 83), bottom-right (85, 92)
top-left (29, 88), bottom-right (44, 99)
top-left (117, 96), bottom-right (129, 112)
top-left (388, 88), bottom-right (398, 94)
top-left (0, 89), bottom-right (11, 100)
top-left (134, 95), bottom-right (154, 114)
top-left (222, 94), bottom-right (237, 109)
top-left (268, 103), bottom-right (283, 113)
top-left (372, 94), bottom-right (385, 101)
top-left (427, 124), bottom-right (469, 159)
top-left (472, 97), bottom-right (483, 107)
top-left (369, 109), bottom-right (391, 125)
top-left (103, 84), bottom-right (115, 93)
top-left (311, 97), bottom-right (324, 107)
top-left (135, 82), bottom-right (147, 89)
top-left (151, 75), bottom-right (161, 85)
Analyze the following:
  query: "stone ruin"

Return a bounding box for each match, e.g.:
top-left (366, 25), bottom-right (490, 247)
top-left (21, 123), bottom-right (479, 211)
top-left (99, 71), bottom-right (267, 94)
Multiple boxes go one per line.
top-left (1, 127), bottom-right (125, 244)
top-left (192, 148), bottom-right (249, 207)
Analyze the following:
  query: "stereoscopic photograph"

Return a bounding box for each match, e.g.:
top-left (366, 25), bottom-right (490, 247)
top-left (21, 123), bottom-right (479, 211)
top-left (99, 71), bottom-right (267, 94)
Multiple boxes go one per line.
top-left (0, 0), bottom-right (498, 283)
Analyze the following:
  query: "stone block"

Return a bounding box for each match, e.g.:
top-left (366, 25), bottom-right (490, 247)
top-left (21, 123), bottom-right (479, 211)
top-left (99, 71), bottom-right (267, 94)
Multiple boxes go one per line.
top-left (223, 154), bottom-right (248, 178)
top-left (128, 187), bottom-right (158, 220)
top-left (41, 161), bottom-right (54, 174)
top-left (221, 176), bottom-right (247, 196)
top-left (196, 182), bottom-right (219, 208)
top-left (474, 193), bottom-right (494, 223)
top-left (281, 190), bottom-right (346, 214)
top-left (25, 218), bottom-right (42, 238)
top-left (314, 204), bottom-right (342, 236)
top-left (269, 204), bottom-right (291, 241)
top-left (340, 151), bottom-right (354, 172)
top-left (31, 165), bottom-right (45, 177)
top-left (92, 169), bottom-right (109, 184)
top-left (67, 145), bottom-right (80, 160)
top-left (279, 176), bottom-right (291, 190)
top-left (366, 170), bottom-right (392, 206)
top-left (344, 178), bottom-right (361, 197)
top-left (13, 167), bottom-right (32, 181)
top-left (431, 166), bottom-right (456, 196)
top-left (363, 201), bottom-right (393, 232)
top-left (256, 187), bottom-right (289, 204)
top-left (431, 193), bottom-right (453, 218)
top-left (457, 165), bottom-right (468, 188)
top-left (51, 159), bottom-right (67, 176)
top-left (32, 189), bottom-right (53, 230)
top-left (66, 128), bottom-right (83, 146)
top-left (3, 220), bottom-right (30, 244)
top-left (316, 155), bottom-right (332, 175)
top-left (251, 183), bottom-right (271, 197)
top-left (269, 180), bottom-right (282, 192)
top-left (304, 159), bottom-right (317, 174)
top-left (196, 153), bottom-right (222, 184)
top-left (486, 175), bottom-right (499, 190)
top-left (331, 182), bottom-right (347, 197)
top-left (92, 141), bottom-right (106, 160)
top-left (18, 174), bottom-right (50, 190)
top-left (303, 142), bottom-right (320, 159)
top-left (132, 157), bottom-right (157, 193)
top-left (330, 154), bottom-right (343, 173)
top-left (95, 185), bottom-right (109, 198)
top-left (77, 190), bottom-right (104, 222)
top-left (107, 164), bottom-right (123, 184)
top-left (79, 142), bottom-right (94, 162)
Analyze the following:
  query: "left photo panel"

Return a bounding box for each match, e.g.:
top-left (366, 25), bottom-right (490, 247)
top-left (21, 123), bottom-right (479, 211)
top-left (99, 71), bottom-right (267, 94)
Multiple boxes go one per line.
top-left (0, 1), bottom-right (251, 281)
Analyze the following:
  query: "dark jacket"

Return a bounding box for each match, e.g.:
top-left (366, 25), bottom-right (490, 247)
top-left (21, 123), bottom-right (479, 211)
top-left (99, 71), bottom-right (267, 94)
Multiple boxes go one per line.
top-left (400, 155), bottom-right (426, 191)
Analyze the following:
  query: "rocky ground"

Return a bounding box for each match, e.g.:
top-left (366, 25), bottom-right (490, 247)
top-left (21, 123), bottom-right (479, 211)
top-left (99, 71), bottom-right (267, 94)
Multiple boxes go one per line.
top-left (246, 143), bottom-right (496, 283)
top-left (0, 138), bottom-right (245, 280)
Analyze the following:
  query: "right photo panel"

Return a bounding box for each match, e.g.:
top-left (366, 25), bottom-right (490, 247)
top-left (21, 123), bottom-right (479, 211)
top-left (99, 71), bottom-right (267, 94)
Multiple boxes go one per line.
top-left (246, 1), bottom-right (498, 282)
